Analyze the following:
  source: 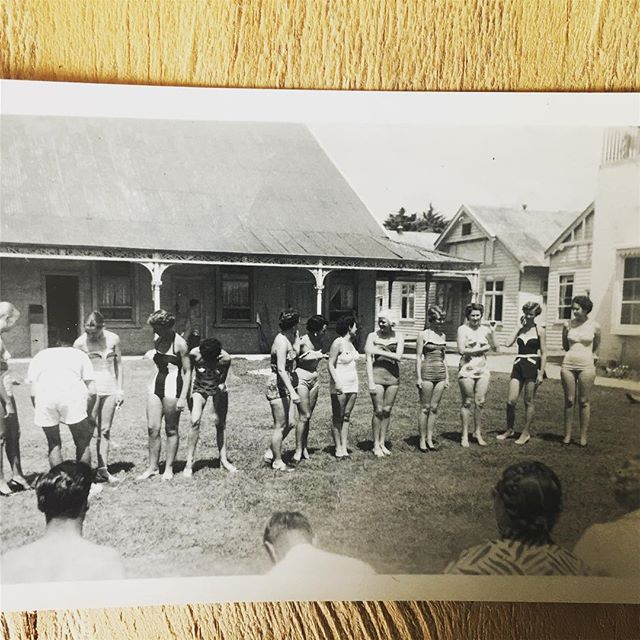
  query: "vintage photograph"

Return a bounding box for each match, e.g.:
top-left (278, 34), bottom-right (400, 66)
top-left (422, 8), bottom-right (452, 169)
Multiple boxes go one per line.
top-left (0, 83), bottom-right (638, 607)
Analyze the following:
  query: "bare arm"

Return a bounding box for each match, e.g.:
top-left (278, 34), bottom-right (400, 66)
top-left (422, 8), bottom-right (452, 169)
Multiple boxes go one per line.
top-left (395, 332), bottom-right (405, 359)
top-left (486, 327), bottom-right (498, 351)
top-left (364, 332), bottom-right (376, 391)
top-left (503, 326), bottom-right (521, 349)
top-left (113, 336), bottom-right (124, 403)
top-left (327, 338), bottom-right (342, 392)
top-left (538, 326), bottom-right (547, 383)
top-left (274, 335), bottom-right (298, 399)
top-left (593, 323), bottom-right (601, 362)
top-left (175, 335), bottom-right (192, 409)
top-left (415, 332), bottom-right (425, 385)
top-left (217, 351), bottom-right (231, 386)
top-left (561, 322), bottom-right (570, 352)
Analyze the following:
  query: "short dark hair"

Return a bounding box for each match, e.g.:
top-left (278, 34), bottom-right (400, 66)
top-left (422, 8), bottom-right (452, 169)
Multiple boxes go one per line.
top-left (85, 310), bottom-right (105, 326)
top-left (306, 314), bottom-right (328, 333)
top-left (464, 302), bottom-right (484, 319)
top-left (147, 309), bottom-right (176, 328)
top-left (279, 310), bottom-right (300, 331)
top-left (36, 461), bottom-right (92, 522)
top-left (521, 301), bottom-right (542, 317)
top-left (200, 337), bottom-right (222, 360)
top-left (335, 315), bottom-right (356, 337)
top-left (263, 511), bottom-right (313, 545)
top-left (572, 295), bottom-right (593, 314)
top-left (427, 305), bottom-right (446, 323)
top-left (495, 461), bottom-right (563, 545)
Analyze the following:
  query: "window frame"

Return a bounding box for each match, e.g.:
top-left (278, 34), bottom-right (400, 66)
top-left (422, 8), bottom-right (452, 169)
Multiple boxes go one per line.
top-left (399, 282), bottom-right (416, 321)
top-left (461, 222), bottom-right (472, 236)
top-left (94, 261), bottom-right (139, 327)
top-left (216, 268), bottom-right (254, 326)
top-left (325, 273), bottom-right (358, 323)
top-left (612, 249), bottom-right (640, 336)
top-left (556, 273), bottom-right (575, 321)
top-left (483, 279), bottom-right (504, 323)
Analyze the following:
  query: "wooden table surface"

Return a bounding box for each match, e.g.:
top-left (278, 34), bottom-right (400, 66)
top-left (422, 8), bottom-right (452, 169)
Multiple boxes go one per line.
top-left (1, 1), bottom-right (639, 638)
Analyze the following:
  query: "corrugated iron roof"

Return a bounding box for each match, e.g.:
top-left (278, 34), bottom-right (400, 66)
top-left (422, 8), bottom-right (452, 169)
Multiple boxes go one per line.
top-left (1, 115), bottom-right (471, 268)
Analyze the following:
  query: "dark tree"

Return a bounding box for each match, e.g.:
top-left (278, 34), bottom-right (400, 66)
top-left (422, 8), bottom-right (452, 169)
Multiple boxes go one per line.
top-left (383, 203), bottom-right (448, 233)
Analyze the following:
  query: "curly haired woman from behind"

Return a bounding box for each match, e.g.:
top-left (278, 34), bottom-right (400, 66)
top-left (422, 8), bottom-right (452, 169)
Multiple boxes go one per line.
top-left (445, 461), bottom-right (592, 575)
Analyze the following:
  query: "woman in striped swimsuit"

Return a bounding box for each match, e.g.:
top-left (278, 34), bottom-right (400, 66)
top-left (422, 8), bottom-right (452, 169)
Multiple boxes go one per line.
top-left (445, 461), bottom-right (591, 575)
top-left (415, 306), bottom-right (449, 452)
top-left (496, 302), bottom-right (546, 445)
top-left (138, 309), bottom-right (191, 481)
top-left (74, 311), bottom-right (124, 482)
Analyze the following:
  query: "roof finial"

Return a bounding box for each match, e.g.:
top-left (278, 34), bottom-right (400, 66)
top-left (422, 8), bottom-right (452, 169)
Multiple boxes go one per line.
top-left (522, 204), bottom-right (528, 211)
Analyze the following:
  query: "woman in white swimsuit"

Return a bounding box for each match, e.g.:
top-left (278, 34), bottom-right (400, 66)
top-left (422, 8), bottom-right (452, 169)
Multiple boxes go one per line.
top-left (328, 315), bottom-right (359, 459)
top-left (74, 311), bottom-right (123, 483)
top-left (457, 302), bottom-right (497, 448)
top-left (0, 302), bottom-right (29, 495)
top-left (561, 295), bottom-right (600, 447)
top-left (138, 309), bottom-right (191, 480)
top-left (294, 314), bottom-right (328, 464)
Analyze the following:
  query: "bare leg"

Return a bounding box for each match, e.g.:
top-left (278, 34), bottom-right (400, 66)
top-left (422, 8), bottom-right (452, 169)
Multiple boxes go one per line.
top-left (95, 395), bottom-right (118, 481)
top-left (42, 426), bottom-right (63, 468)
top-left (472, 375), bottom-right (490, 446)
top-left (0, 408), bottom-right (10, 494)
top-left (303, 382), bottom-right (319, 459)
top-left (380, 385), bottom-right (399, 455)
top-left (341, 393), bottom-right (357, 456)
top-left (426, 380), bottom-right (447, 449)
top-left (560, 368), bottom-right (576, 444)
top-left (330, 393), bottom-right (346, 456)
top-left (184, 393), bottom-right (206, 477)
top-left (138, 394), bottom-right (163, 479)
top-left (370, 385), bottom-right (385, 456)
top-left (498, 378), bottom-right (521, 440)
top-left (213, 390), bottom-right (235, 471)
top-left (68, 419), bottom-right (93, 466)
top-left (418, 382), bottom-right (435, 450)
top-left (515, 381), bottom-right (537, 444)
top-left (162, 398), bottom-right (181, 479)
top-left (4, 398), bottom-right (28, 488)
top-left (577, 368), bottom-right (596, 446)
top-left (270, 398), bottom-right (289, 467)
top-left (458, 378), bottom-right (475, 447)
top-left (294, 383), bottom-right (311, 462)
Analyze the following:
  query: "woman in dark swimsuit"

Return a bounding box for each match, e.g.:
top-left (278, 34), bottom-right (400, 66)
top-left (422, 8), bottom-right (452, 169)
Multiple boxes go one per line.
top-left (496, 302), bottom-right (546, 445)
top-left (264, 310), bottom-right (300, 471)
top-left (138, 310), bottom-right (191, 481)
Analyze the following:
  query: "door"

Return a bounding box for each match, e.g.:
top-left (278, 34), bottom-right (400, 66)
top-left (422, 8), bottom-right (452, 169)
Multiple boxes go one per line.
top-left (286, 275), bottom-right (316, 326)
top-left (174, 277), bottom-right (206, 337)
top-left (45, 275), bottom-right (80, 347)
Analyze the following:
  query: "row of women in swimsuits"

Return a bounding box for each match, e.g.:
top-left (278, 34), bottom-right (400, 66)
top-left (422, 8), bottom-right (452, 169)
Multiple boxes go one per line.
top-left (263, 295), bottom-right (601, 470)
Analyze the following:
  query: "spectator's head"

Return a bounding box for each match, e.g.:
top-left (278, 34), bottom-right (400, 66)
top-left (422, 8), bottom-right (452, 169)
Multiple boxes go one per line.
top-left (278, 310), bottom-right (300, 332)
top-left (427, 305), bottom-right (446, 326)
top-left (613, 454), bottom-right (640, 512)
top-left (571, 295), bottom-right (593, 319)
top-left (306, 314), bottom-right (328, 335)
top-left (0, 301), bottom-right (20, 333)
top-left (335, 315), bottom-right (357, 337)
top-left (84, 310), bottom-right (105, 336)
top-left (147, 309), bottom-right (176, 336)
top-left (377, 309), bottom-right (397, 331)
top-left (493, 461), bottom-right (563, 545)
top-left (464, 302), bottom-right (484, 323)
top-left (36, 461), bottom-right (92, 524)
top-left (263, 511), bottom-right (314, 564)
top-left (200, 337), bottom-right (222, 361)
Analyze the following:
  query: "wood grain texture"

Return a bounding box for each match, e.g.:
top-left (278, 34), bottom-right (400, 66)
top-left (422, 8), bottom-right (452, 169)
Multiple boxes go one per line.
top-left (1, 0), bottom-right (639, 638)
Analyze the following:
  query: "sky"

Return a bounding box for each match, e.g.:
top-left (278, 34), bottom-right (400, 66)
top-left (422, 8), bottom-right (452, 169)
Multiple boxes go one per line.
top-left (2, 81), bottom-right (624, 225)
top-left (310, 124), bottom-right (604, 222)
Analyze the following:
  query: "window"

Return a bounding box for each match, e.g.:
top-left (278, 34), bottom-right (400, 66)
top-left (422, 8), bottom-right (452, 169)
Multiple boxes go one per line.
top-left (327, 277), bottom-right (356, 322)
top-left (98, 262), bottom-right (134, 321)
top-left (621, 257), bottom-right (640, 325)
top-left (400, 283), bottom-right (416, 319)
top-left (557, 274), bottom-right (574, 320)
top-left (461, 222), bottom-right (472, 236)
top-left (541, 278), bottom-right (548, 306)
top-left (221, 271), bottom-right (251, 322)
top-left (484, 280), bottom-right (504, 322)
top-left (375, 283), bottom-right (386, 316)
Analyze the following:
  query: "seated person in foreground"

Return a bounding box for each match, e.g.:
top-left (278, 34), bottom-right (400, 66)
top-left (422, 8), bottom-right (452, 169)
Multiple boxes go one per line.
top-left (1, 461), bottom-right (125, 583)
top-left (573, 454), bottom-right (640, 577)
top-left (263, 511), bottom-right (375, 577)
top-left (445, 461), bottom-right (592, 576)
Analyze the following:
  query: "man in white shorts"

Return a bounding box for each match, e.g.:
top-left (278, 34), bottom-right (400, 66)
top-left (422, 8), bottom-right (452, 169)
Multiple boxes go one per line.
top-left (27, 340), bottom-right (97, 468)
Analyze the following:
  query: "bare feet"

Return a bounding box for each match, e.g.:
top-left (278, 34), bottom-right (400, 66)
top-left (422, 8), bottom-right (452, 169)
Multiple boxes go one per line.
top-left (562, 436), bottom-right (572, 445)
top-left (263, 449), bottom-right (274, 463)
top-left (380, 444), bottom-right (392, 456)
top-left (473, 432), bottom-right (488, 446)
top-left (221, 459), bottom-right (238, 472)
top-left (0, 480), bottom-right (12, 496)
top-left (272, 460), bottom-right (292, 472)
top-left (136, 467), bottom-right (159, 481)
top-left (373, 446), bottom-right (385, 458)
top-left (293, 452), bottom-right (302, 464)
top-left (496, 430), bottom-right (514, 441)
top-left (461, 437), bottom-right (469, 448)
top-left (183, 466), bottom-right (193, 478)
top-left (162, 469), bottom-right (174, 481)
top-left (302, 448), bottom-right (310, 460)
top-left (515, 433), bottom-right (531, 445)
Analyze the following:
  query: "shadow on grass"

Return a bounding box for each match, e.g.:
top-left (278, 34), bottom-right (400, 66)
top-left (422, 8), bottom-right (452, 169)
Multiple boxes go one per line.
top-left (355, 439), bottom-right (374, 452)
top-left (322, 444), bottom-right (338, 456)
top-left (441, 431), bottom-right (462, 443)
top-left (109, 461), bottom-right (135, 474)
top-left (538, 432), bottom-right (566, 444)
top-left (191, 458), bottom-right (221, 472)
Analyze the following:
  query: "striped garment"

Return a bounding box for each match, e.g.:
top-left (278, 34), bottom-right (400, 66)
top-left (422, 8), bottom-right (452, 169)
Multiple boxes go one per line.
top-left (445, 539), bottom-right (592, 576)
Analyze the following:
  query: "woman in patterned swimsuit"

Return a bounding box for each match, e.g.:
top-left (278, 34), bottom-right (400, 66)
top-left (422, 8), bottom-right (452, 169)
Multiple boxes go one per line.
top-left (445, 461), bottom-right (591, 575)
top-left (561, 295), bottom-right (600, 447)
top-left (415, 306), bottom-right (449, 452)
top-left (496, 302), bottom-right (546, 446)
top-left (264, 310), bottom-right (300, 471)
top-left (0, 302), bottom-right (29, 495)
top-left (365, 310), bottom-right (404, 458)
top-left (74, 311), bottom-right (124, 483)
top-left (138, 309), bottom-right (191, 481)
top-left (184, 337), bottom-right (235, 476)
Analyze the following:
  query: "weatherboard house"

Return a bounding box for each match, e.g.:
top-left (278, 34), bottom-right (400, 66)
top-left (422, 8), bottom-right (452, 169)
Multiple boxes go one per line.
top-left (0, 115), bottom-right (474, 357)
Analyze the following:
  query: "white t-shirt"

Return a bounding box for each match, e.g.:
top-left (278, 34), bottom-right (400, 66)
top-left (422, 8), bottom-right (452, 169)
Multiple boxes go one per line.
top-left (27, 347), bottom-right (95, 398)
top-left (267, 543), bottom-right (375, 579)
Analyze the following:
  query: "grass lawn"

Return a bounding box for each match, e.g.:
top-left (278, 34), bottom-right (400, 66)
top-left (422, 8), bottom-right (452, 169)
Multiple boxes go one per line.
top-left (1, 357), bottom-right (637, 578)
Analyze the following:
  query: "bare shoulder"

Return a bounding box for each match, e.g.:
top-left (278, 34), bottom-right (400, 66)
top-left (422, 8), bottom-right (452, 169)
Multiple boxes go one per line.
top-left (219, 350), bottom-right (231, 364)
top-left (174, 333), bottom-right (189, 354)
top-left (73, 334), bottom-right (86, 349)
top-left (104, 330), bottom-right (121, 346)
top-left (1, 542), bottom-right (42, 582)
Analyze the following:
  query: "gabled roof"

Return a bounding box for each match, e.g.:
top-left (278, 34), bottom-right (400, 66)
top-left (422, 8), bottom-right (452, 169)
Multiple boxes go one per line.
top-left (0, 115), bottom-right (470, 270)
top-left (436, 204), bottom-right (580, 268)
top-left (385, 231), bottom-right (440, 251)
top-left (545, 202), bottom-right (594, 257)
